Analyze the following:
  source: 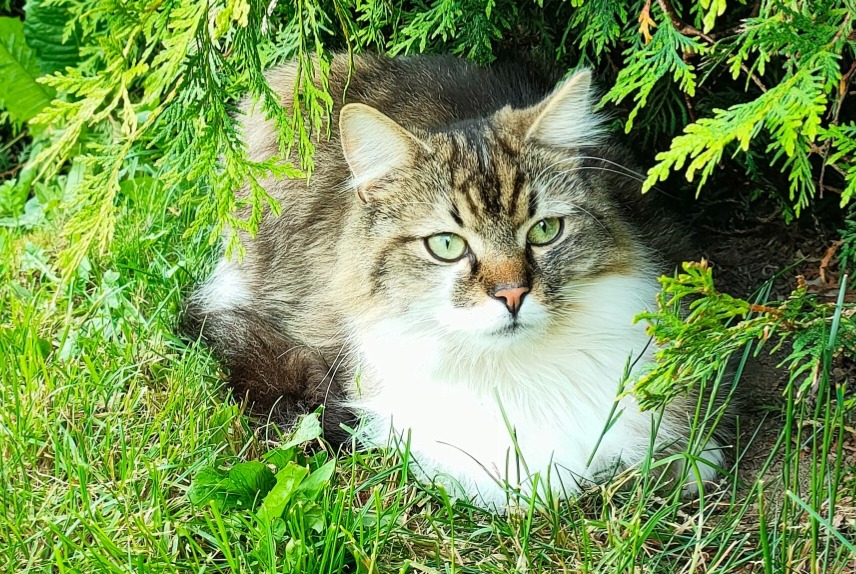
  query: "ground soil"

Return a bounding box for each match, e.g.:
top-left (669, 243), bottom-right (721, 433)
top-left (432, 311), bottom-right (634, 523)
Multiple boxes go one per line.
top-left (688, 189), bottom-right (856, 529)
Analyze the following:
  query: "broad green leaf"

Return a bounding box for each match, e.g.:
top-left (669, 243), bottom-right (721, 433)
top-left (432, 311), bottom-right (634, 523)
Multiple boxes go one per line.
top-left (0, 17), bottom-right (53, 122)
top-left (262, 446), bottom-right (297, 470)
top-left (308, 449), bottom-right (329, 471)
top-left (294, 459), bottom-right (336, 501)
top-left (280, 412), bottom-right (323, 450)
top-left (228, 461), bottom-right (277, 505)
top-left (0, 179), bottom-right (27, 219)
top-left (0, 194), bottom-right (46, 229)
top-left (256, 462), bottom-right (310, 524)
top-left (207, 403), bottom-right (241, 445)
top-left (187, 467), bottom-right (238, 509)
top-left (188, 462), bottom-right (275, 511)
top-left (23, 0), bottom-right (81, 75)
top-left (303, 504), bottom-right (326, 533)
top-left (259, 413), bottom-right (324, 471)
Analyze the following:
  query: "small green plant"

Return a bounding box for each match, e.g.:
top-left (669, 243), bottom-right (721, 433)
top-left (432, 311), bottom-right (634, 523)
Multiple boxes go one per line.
top-left (187, 413), bottom-right (352, 572)
top-left (635, 259), bottom-right (856, 408)
top-left (634, 261), bottom-right (856, 571)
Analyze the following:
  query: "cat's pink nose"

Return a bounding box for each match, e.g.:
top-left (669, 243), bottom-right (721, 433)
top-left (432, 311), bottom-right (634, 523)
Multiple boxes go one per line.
top-left (492, 285), bottom-right (529, 317)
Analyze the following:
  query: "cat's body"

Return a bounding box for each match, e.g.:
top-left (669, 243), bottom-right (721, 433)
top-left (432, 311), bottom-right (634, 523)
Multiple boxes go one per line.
top-left (185, 53), bottom-right (725, 508)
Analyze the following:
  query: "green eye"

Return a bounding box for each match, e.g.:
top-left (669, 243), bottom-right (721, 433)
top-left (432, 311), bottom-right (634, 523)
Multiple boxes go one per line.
top-left (527, 217), bottom-right (563, 246)
top-left (425, 233), bottom-right (468, 262)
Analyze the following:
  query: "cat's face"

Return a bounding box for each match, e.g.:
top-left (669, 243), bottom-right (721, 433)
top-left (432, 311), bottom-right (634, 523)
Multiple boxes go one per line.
top-left (340, 71), bottom-right (645, 345)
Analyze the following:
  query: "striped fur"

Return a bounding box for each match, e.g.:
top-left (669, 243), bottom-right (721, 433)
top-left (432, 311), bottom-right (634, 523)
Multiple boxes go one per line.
top-left (183, 53), bottom-right (727, 508)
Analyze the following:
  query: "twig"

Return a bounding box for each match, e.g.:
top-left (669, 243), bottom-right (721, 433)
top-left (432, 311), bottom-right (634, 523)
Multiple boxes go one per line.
top-left (656, 0), bottom-right (767, 92)
top-left (811, 147), bottom-right (849, 180)
top-left (656, 0), bottom-right (714, 41)
top-left (0, 164), bottom-right (24, 179)
top-left (829, 11), bottom-right (853, 47)
top-left (814, 182), bottom-right (844, 196)
top-left (816, 54), bottom-right (855, 197)
top-left (683, 92), bottom-right (697, 123)
top-left (739, 64), bottom-right (768, 93)
top-left (831, 60), bottom-right (856, 123)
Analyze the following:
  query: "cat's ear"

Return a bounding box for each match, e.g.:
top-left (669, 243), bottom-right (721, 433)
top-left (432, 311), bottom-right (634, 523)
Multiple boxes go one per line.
top-left (340, 103), bottom-right (431, 201)
top-left (522, 69), bottom-right (604, 149)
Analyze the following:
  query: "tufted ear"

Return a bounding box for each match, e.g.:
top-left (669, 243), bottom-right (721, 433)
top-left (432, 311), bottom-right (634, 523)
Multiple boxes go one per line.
top-left (340, 103), bottom-right (431, 201)
top-left (522, 69), bottom-right (605, 149)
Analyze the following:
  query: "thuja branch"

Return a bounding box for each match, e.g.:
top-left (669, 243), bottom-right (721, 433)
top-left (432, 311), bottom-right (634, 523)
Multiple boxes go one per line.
top-left (656, 0), bottom-right (712, 41)
top-left (656, 0), bottom-right (768, 93)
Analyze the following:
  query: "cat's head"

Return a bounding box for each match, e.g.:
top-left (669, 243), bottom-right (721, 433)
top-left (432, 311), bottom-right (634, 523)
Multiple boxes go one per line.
top-left (337, 70), bottom-right (657, 347)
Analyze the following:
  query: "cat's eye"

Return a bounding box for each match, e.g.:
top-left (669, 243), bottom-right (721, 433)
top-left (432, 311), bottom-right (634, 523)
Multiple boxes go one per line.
top-left (425, 233), bottom-right (468, 262)
top-left (526, 217), bottom-right (563, 246)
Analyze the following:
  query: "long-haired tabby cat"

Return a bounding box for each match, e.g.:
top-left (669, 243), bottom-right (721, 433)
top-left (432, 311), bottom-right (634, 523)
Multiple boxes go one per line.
top-left (184, 53), bottom-right (726, 508)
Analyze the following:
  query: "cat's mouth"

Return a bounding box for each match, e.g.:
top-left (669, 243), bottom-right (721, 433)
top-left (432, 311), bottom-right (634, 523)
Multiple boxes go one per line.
top-left (490, 320), bottom-right (528, 337)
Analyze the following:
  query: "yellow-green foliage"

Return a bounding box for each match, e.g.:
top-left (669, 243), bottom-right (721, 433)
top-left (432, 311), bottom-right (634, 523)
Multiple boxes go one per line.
top-left (0, 0), bottom-right (854, 269)
top-left (635, 260), bottom-right (855, 409)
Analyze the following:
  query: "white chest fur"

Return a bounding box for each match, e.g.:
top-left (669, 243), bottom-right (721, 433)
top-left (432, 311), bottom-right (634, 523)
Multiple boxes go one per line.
top-left (348, 276), bottom-right (677, 508)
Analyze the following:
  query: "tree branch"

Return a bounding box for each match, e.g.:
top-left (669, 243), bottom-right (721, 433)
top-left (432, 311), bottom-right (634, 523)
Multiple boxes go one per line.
top-left (656, 0), bottom-right (714, 42)
top-left (656, 0), bottom-right (768, 93)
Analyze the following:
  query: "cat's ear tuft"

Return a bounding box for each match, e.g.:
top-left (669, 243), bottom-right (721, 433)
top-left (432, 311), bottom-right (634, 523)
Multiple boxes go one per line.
top-left (340, 103), bottom-right (430, 201)
top-left (524, 69), bottom-right (605, 149)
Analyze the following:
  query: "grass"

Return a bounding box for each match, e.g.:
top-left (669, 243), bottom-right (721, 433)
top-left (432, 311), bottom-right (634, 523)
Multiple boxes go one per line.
top-left (1, 166), bottom-right (854, 573)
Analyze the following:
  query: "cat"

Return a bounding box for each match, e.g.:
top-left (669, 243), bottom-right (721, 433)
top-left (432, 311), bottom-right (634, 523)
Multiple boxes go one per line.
top-left (183, 53), bottom-right (727, 508)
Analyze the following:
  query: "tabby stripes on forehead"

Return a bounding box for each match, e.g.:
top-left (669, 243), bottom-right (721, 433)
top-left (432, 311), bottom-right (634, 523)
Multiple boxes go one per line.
top-left (463, 182), bottom-right (480, 215)
top-left (528, 190), bottom-right (537, 218)
top-left (450, 204), bottom-right (464, 226)
top-left (446, 126), bottom-right (532, 223)
top-left (490, 128), bottom-right (520, 159)
top-left (508, 171), bottom-right (526, 216)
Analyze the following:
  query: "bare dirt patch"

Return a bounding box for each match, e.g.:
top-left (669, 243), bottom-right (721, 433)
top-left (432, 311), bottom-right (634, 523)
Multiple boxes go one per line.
top-left (689, 190), bottom-right (856, 547)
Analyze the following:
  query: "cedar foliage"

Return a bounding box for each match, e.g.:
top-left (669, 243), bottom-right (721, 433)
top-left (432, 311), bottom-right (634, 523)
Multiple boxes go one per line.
top-left (1, 0), bottom-right (854, 266)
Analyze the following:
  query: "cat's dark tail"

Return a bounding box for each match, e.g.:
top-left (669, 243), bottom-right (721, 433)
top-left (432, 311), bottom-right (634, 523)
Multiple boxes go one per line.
top-left (179, 297), bottom-right (356, 446)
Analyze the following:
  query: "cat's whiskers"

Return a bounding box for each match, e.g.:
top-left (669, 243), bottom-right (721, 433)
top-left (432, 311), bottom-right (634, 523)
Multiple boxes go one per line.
top-left (566, 166), bottom-right (648, 185)
top-left (547, 155), bottom-right (649, 182)
top-left (535, 175), bottom-right (616, 246)
top-left (379, 312), bottom-right (456, 340)
top-left (319, 340), bottom-right (353, 428)
top-left (543, 156), bottom-right (676, 198)
top-left (535, 159), bottom-right (649, 204)
top-left (387, 200), bottom-right (448, 208)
